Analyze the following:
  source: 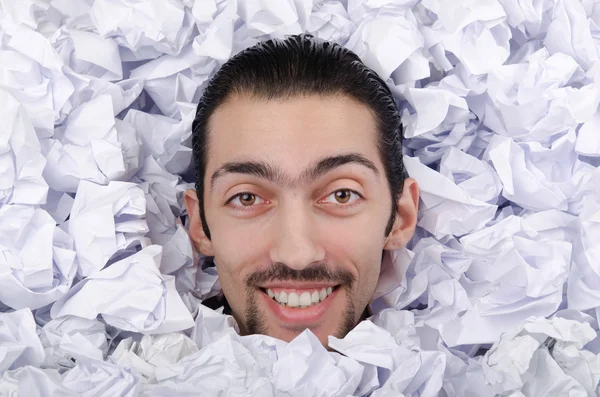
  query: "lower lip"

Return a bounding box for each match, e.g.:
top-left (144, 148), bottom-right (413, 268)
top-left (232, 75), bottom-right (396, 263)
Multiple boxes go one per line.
top-left (260, 287), bottom-right (339, 327)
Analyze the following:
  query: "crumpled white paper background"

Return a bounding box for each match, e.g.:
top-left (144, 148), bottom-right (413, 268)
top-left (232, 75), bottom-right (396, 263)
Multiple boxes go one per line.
top-left (1, 0), bottom-right (600, 396)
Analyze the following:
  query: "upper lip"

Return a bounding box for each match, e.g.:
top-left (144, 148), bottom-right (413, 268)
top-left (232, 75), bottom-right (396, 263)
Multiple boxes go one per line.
top-left (258, 282), bottom-right (338, 290)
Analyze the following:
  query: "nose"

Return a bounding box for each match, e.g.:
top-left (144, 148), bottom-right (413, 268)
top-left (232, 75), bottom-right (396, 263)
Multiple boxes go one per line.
top-left (269, 202), bottom-right (325, 271)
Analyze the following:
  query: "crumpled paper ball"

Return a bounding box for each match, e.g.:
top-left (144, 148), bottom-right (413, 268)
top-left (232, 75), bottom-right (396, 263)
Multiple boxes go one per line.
top-left (1, 0), bottom-right (600, 396)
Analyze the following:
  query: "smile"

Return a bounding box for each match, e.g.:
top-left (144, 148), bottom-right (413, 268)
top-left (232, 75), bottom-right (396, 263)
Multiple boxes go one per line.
top-left (262, 286), bottom-right (338, 308)
top-left (258, 284), bottom-right (341, 326)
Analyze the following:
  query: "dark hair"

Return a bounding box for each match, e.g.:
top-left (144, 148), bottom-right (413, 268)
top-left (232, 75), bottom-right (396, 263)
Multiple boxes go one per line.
top-left (191, 34), bottom-right (406, 240)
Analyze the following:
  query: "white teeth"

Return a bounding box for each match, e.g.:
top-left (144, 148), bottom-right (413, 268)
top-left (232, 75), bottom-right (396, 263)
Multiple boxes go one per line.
top-left (299, 291), bottom-right (311, 306)
top-left (311, 291), bottom-right (319, 303)
top-left (319, 288), bottom-right (327, 301)
top-left (279, 291), bottom-right (288, 304)
top-left (287, 292), bottom-right (300, 307)
top-left (266, 287), bottom-right (336, 308)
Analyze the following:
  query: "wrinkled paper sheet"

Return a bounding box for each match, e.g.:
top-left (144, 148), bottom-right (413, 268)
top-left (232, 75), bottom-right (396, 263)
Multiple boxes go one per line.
top-left (1, 0), bottom-right (600, 395)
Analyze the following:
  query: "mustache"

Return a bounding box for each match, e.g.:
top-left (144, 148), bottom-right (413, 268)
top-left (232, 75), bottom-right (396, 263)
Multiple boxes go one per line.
top-left (245, 262), bottom-right (356, 287)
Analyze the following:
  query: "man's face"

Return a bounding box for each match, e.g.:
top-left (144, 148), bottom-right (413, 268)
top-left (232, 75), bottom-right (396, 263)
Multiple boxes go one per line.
top-left (186, 94), bottom-right (417, 346)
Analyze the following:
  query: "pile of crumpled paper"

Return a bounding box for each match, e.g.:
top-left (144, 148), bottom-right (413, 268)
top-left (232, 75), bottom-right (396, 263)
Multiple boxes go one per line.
top-left (1, 0), bottom-right (600, 396)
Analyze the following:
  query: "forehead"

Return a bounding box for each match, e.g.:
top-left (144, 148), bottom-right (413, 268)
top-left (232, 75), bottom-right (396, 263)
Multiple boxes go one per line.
top-left (206, 94), bottom-right (382, 173)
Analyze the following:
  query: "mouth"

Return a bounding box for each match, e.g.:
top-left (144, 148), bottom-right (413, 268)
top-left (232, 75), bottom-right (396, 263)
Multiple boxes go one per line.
top-left (258, 285), bottom-right (341, 327)
top-left (259, 285), bottom-right (340, 308)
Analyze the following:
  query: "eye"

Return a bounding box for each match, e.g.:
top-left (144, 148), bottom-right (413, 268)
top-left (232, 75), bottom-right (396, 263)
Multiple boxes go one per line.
top-left (227, 192), bottom-right (266, 209)
top-left (321, 189), bottom-right (363, 206)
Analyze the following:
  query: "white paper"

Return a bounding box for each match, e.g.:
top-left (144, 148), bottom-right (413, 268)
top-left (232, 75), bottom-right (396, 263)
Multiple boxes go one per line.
top-left (43, 94), bottom-right (141, 193)
top-left (89, 0), bottom-right (194, 59)
top-left (483, 316), bottom-right (600, 396)
top-left (576, 111), bottom-right (600, 156)
top-left (67, 180), bottom-right (149, 277)
top-left (61, 357), bottom-right (140, 397)
top-left (329, 320), bottom-right (446, 396)
top-left (568, 200), bottom-right (600, 312)
top-left (472, 48), bottom-right (600, 144)
top-left (0, 89), bottom-right (48, 205)
top-left (404, 155), bottom-right (498, 239)
top-left (345, 6), bottom-right (424, 81)
top-left (544, 0), bottom-right (599, 71)
top-left (111, 333), bottom-right (198, 383)
top-left (401, 84), bottom-right (471, 139)
top-left (144, 333), bottom-right (280, 395)
top-left (2, 0), bottom-right (600, 395)
top-left (0, 206), bottom-right (76, 311)
top-left (124, 110), bottom-right (194, 176)
top-left (50, 245), bottom-right (194, 334)
top-left (55, 29), bottom-right (123, 81)
top-left (39, 316), bottom-right (109, 372)
top-left (3, 24), bottom-right (73, 135)
top-left (487, 130), bottom-right (591, 213)
top-left (191, 304), bottom-right (239, 349)
top-left (305, 1), bottom-right (354, 43)
top-left (0, 366), bottom-right (78, 397)
top-left (438, 215), bottom-right (572, 346)
top-left (0, 309), bottom-right (45, 374)
top-left (419, 0), bottom-right (510, 75)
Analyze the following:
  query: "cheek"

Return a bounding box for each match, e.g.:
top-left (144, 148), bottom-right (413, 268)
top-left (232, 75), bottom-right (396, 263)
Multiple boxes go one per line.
top-left (209, 221), bottom-right (269, 285)
top-left (319, 214), bottom-right (386, 281)
top-left (324, 202), bottom-right (388, 246)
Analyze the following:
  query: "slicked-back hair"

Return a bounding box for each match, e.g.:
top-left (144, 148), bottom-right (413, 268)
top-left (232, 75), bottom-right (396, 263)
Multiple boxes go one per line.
top-left (191, 34), bottom-right (406, 240)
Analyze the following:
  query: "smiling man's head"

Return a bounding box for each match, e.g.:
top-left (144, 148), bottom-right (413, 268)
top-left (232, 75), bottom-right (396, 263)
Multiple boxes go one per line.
top-left (185, 34), bottom-right (419, 346)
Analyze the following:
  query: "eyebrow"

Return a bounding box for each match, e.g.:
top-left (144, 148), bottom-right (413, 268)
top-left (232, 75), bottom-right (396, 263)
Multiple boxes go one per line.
top-left (210, 153), bottom-right (380, 190)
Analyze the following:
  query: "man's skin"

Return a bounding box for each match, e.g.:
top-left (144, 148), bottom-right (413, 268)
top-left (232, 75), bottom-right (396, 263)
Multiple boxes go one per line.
top-left (185, 93), bottom-right (419, 347)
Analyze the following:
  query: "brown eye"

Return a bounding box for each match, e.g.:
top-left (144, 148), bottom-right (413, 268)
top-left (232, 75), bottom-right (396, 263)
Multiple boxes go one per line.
top-left (334, 190), bottom-right (351, 203)
top-left (239, 193), bottom-right (256, 206)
